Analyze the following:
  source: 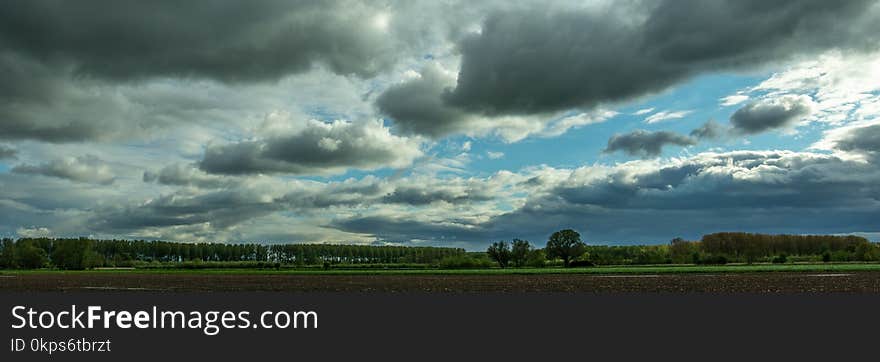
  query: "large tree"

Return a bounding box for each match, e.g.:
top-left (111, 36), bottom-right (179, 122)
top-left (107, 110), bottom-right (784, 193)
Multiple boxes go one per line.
top-left (546, 229), bottom-right (586, 267)
top-left (510, 239), bottom-right (531, 267)
top-left (487, 241), bottom-right (512, 268)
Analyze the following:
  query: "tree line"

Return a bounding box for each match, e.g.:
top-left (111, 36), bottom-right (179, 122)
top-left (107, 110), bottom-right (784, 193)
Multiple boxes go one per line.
top-left (483, 231), bottom-right (880, 267)
top-left (1, 231), bottom-right (878, 270)
top-left (0, 238), bottom-right (465, 270)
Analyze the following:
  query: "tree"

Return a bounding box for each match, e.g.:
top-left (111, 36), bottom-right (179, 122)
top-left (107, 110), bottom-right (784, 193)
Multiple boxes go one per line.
top-left (486, 241), bottom-right (511, 268)
top-left (51, 239), bottom-right (100, 270)
top-left (0, 239), bottom-right (15, 268)
top-left (669, 237), bottom-right (696, 264)
top-left (510, 239), bottom-right (531, 267)
top-left (525, 249), bottom-right (547, 268)
top-left (14, 240), bottom-right (48, 269)
top-left (545, 229), bottom-right (586, 267)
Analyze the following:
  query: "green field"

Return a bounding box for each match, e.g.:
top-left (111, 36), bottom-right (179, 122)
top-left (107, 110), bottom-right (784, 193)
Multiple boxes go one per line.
top-left (4, 263), bottom-right (880, 276)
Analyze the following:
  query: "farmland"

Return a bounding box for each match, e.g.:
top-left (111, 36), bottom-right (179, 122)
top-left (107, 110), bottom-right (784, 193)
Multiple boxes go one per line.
top-left (3, 232), bottom-right (880, 293)
top-left (3, 264), bottom-right (880, 293)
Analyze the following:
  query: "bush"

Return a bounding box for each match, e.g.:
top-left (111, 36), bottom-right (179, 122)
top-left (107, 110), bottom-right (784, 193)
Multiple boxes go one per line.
top-left (771, 254), bottom-right (788, 264)
top-left (568, 260), bottom-right (595, 268)
top-left (51, 239), bottom-right (101, 270)
top-left (438, 255), bottom-right (493, 269)
top-left (699, 255), bottom-right (728, 265)
top-left (525, 250), bottom-right (547, 268)
top-left (14, 241), bottom-right (48, 269)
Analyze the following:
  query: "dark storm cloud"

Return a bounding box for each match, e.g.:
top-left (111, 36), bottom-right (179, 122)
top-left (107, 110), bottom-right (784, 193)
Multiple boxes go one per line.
top-left (376, 66), bottom-right (473, 137)
top-left (330, 216), bottom-right (489, 244)
top-left (0, 0), bottom-right (405, 143)
top-left (375, 0), bottom-right (879, 132)
top-left (0, 145), bottom-right (16, 160)
top-left (0, 0), bottom-right (397, 82)
top-left (329, 150), bottom-right (880, 246)
top-left (11, 155), bottom-right (116, 185)
top-left (730, 95), bottom-right (813, 134)
top-left (485, 151), bottom-right (880, 244)
top-left (381, 185), bottom-right (493, 205)
top-left (93, 189), bottom-right (281, 231)
top-left (143, 163), bottom-right (241, 189)
top-left (604, 130), bottom-right (696, 158)
top-left (198, 120), bottom-right (422, 175)
top-left (557, 151), bottom-right (880, 210)
top-left (690, 120), bottom-right (726, 140)
top-left (833, 124), bottom-right (880, 158)
top-left (0, 53), bottom-right (138, 142)
top-left (451, 0), bottom-right (877, 115)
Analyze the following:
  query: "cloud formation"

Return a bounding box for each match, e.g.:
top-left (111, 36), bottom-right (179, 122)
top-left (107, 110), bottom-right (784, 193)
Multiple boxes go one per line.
top-left (12, 155), bottom-right (115, 185)
top-left (199, 119), bottom-right (423, 175)
top-left (604, 130), bottom-right (696, 158)
top-left (0, 145), bottom-right (16, 160)
top-left (645, 110), bottom-right (692, 124)
top-left (730, 95), bottom-right (814, 134)
top-left (2, 1), bottom-right (879, 247)
top-left (443, 0), bottom-right (879, 115)
top-left (0, 1), bottom-right (399, 82)
top-left (689, 120), bottom-right (726, 140)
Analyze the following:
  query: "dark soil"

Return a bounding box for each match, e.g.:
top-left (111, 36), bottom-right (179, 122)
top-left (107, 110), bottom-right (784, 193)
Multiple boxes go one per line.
top-left (3, 272), bottom-right (880, 293)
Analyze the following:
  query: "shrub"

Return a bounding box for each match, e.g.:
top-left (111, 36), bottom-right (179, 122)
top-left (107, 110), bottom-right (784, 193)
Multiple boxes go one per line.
top-left (771, 254), bottom-right (788, 264)
top-left (699, 255), bottom-right (728, 265)
top-left (525, 250), bottom-right (547, 268)
top-left (438, 255), bottom-right (492, 269)
top-left (568, 260), bottom-right (595, 267)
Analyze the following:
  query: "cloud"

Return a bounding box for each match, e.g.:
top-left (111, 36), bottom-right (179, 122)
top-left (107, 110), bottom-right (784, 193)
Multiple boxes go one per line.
top-left (326, 150), bottom-right (880, 246)
top-left (644, 110), bottom-right (692, 124)
top-left (12, 155), bottom-right (116, 184)
top-left (88, 170), bottom-right (522, 240)
top-left (0, 145), bottom-right (16, 160)
top-left (485, 150), bottom-right (880, 244)
top-left (604, 130), bottom-right (696, 158)
top-left (730, 95), bottom-right (814, 134)
top-left (690, 120), bottom-right (726, 140)
top-left (16, 226), bottom-right (52, 238)
top-left (0, 1), bottom-right (401, 82)
top-left (379, 176), bottom-right (498, 205)
top-left (376, 64), bottom-right (473, 137)
top-left (487, 151), bottom-right (505, 159)
top-left (376, 64), bottom-right (617, 141)
top-left (0, 53), bottom-right (130, 143)
top-left (143, 163), bottom-right (241, 189)
top-left (330, 215), bottom-right (486, 245)
top-left (539, 110), bottom-right (617, 137)
top-left (442, 0), bottom-right (880, 116)
top-left (746, 50), bottom-right (880, 126)
top-left (720, 94), bottom-right (749, 106)
top-left (3, 0), bottom-right (880, 248)
top-left (815, 120), bottom-right (880, 161)
top-left (833, 124), bottom-right (880, 154)
top-left (199, 119), bottom-right (423, 175)
top-left (369, 1), bottom-right (880, 140)
top-left (93, 186), bottom-right (284, 231)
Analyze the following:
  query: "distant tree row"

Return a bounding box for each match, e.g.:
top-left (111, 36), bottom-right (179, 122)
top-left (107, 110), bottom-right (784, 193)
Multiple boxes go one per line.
top-left (0, 238), bottom-right (465, 270)
top-left (2, 231), bottom-right (879, 270)
top-left (699, 232), bottom-right (876, 263)
top-left (484, 231), bottom-right (880, 268)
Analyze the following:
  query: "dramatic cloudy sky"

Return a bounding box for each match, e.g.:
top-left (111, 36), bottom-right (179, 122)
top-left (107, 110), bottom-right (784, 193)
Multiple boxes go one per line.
top-left (2, 0), bottom-right (880, 248)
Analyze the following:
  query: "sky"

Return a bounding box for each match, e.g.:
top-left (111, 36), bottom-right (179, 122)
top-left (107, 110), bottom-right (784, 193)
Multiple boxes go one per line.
top-left (1, 0), bottom-right (880, 249)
